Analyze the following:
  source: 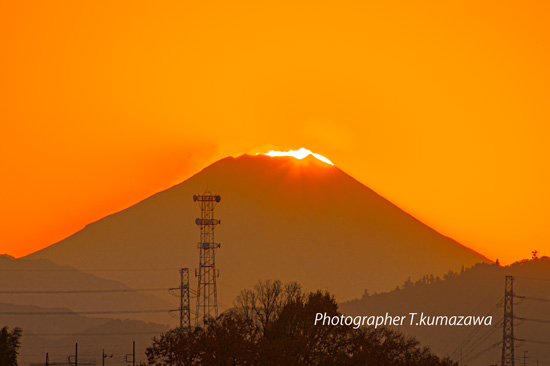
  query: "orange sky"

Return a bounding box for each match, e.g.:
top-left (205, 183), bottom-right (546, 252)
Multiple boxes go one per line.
top-left (1, 1), bottom-right (548, 263)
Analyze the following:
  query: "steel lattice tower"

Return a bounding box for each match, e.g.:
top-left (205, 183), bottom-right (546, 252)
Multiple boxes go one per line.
top-left (501, 275), bottom-right (515, 366)
top-left (179, 268), bottom-right (191, 330)
top-left (193, 192), bottom-right (221, 327)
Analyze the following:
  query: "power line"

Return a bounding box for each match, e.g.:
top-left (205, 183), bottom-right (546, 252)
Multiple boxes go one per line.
top-left (463, 341), bottom-right (502, 364)
top-left (516, 338), bottom-right (550, 345)
top-left (0, 288), bottom-right (169, 294)
top-left (169, 288), bottom-right (197, 296)
top-left (24, 331), bottom-right (164, 337)
top-left (463, 322), bottom-right (500, 357)
top-left (516, 295), bottom-right (550, 303)
top-left (450, 298), bottom-right (502, 359)
top-left (448, 276), bottom-right (504, 359)
top-left (515, 316), bottom-right (550, 324)
top-left (0, 268), bottom-right (180, 272)
top-left (0, 309), bottom-right (177, 316)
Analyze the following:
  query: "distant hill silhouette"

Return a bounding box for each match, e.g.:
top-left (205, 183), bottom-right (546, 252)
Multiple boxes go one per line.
top-left (0, 302), bottom-right (168, 366)
top-left (27, 154), bottom-right (488, 309)
top-left (341, 258), bottom-right (550, 366)
top-left (0, 256), bottom-right (174, 324)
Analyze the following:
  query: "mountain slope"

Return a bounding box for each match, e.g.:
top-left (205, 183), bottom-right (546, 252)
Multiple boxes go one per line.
top-left (341, 258), bottom-right (550, 366)
top-left (27, 154), bottom-right (488, 307)
top-left (0, 256), bottom-right (175, 324)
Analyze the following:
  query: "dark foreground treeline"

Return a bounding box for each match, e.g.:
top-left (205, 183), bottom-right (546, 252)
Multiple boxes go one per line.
top-left (0, 326), bottom-right (22, 366)
top-left (146, 280), bottom-right (456, 366)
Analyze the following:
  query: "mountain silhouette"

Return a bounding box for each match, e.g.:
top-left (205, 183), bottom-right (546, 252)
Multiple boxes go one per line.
top-left (341, 258), bottom-right (550, 366)
top-left (27, 154), bottom-right (489, 312)
top-left (0, 255), bottom-right (174, 324)
top-left (0, 301), bottom-right (168, 366)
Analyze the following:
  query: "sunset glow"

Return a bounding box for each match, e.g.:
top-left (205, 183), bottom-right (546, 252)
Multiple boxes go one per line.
top-left (260, 148), bottom-right (334, 165)
top-left (1, 1), bottom-right (549, 263)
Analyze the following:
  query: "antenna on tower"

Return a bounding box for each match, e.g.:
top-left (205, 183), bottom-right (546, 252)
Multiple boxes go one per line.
top-left (193, 192), bottom-right (221, 327)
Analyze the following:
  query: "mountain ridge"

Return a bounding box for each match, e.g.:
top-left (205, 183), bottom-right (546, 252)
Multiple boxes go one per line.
top-left (26, 154), bottom-right (489, 308)
top-left (0, 301), bottom-right (169, 366)
top-left (0, 256), bottom-right (174, 324)
top-left (340, 258), bottom-right (550, 366)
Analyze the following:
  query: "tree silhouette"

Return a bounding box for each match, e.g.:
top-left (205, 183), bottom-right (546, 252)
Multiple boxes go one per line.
top-left (234, 279), bottom-right (302, 336)
top-left (146, 327), bottom-right (204, 366)
top-left (0, 326), bottom-right (22, 366)
top-left (146, 281), bottom-right (457, 366)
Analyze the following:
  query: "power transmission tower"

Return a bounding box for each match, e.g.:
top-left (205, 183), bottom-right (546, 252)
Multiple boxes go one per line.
top-left (179, 268), bottom-right (191, 330)
top-left (193, 192), bottom-right (221, 327)
top-left (502, 275), bottom-right (515, 366)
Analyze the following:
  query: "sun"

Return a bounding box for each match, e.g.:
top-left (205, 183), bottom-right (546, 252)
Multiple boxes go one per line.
top-left (258, 148), bottom-right (334, 165)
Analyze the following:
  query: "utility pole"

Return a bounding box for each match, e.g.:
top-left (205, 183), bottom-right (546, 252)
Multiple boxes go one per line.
top-left (68, 343), bottom-right (78, 366)
top-left (501, 276), bottom-right (515, 366)
top-left (125, 341), bottom-right (135, 366)
top-left (193, 193), bottom-right (221, 327)
top-left (102, 349), bottom-right (113, 366)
